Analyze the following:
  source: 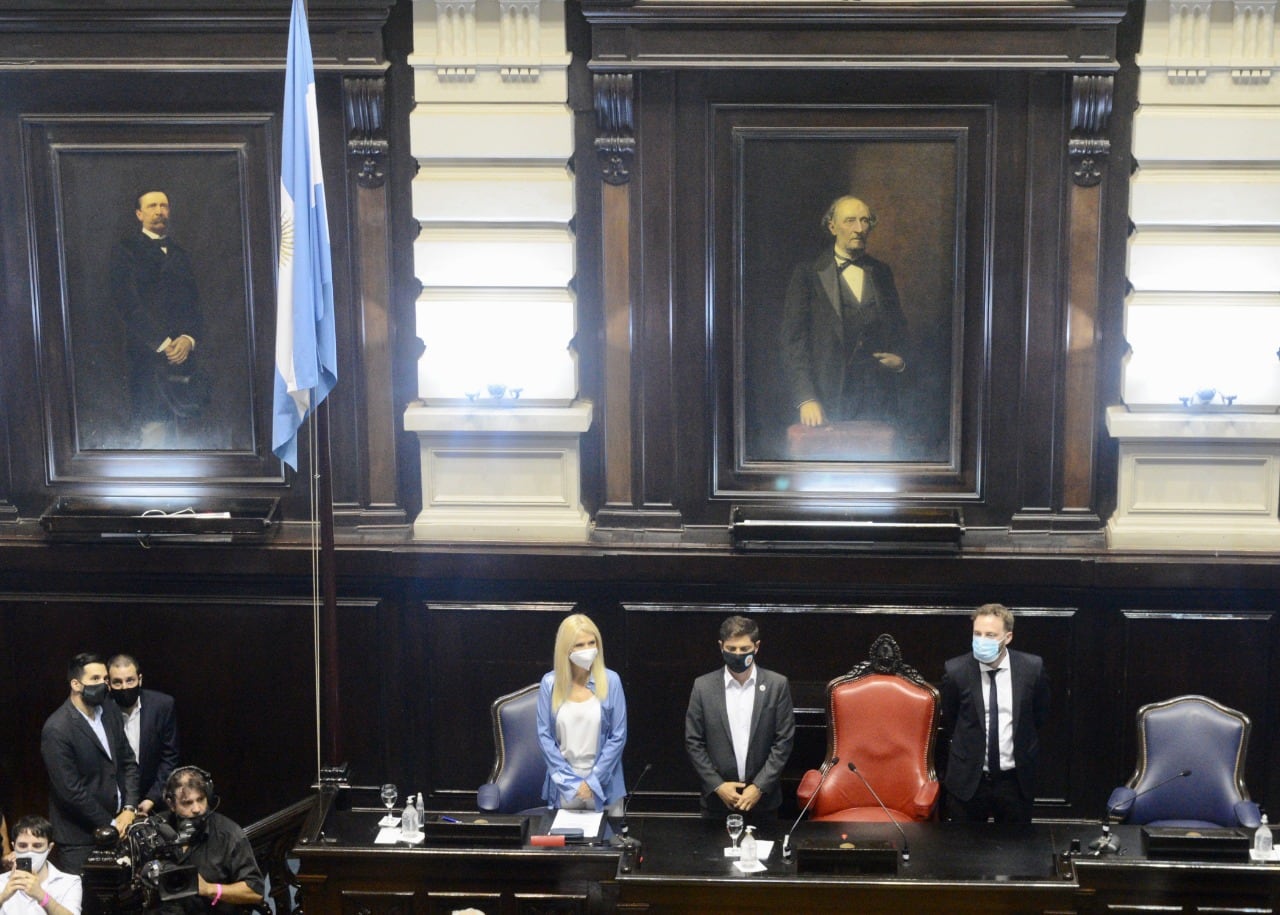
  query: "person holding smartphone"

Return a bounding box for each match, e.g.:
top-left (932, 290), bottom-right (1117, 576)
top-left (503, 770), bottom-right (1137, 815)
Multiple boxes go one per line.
top-left (0, 816), bottom-right (81, 915)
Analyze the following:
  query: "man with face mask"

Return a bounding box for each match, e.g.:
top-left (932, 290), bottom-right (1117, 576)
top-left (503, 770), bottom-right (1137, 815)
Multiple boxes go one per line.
top-left (152, 767), bottom-right (263, 915)
top-left (685, 616), bottom-right (795, 822)
top-left (107, 654), bottom-right (180, 817)
top-left (940, 603), bottom-right (1051, 823)
top-left (0, 816), bottom-right (81, 915)
top-left (40, 653), bottom-right (140, 874)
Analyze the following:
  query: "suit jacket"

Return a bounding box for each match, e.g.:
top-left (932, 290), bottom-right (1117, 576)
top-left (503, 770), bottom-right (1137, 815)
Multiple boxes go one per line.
top-left (41, 698), bottom-right (140, 846)
top-left (940, 649), bottom-right (1050, 803)
top-left (780, 250), bottom-right (907, 419)
top-left (135, 689), bottom-right (181, 807)
top-left (685, 666), bottom-right (795, 814)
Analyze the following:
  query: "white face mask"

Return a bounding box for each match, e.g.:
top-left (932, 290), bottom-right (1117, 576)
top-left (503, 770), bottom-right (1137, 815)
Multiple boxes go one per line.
top-left (569, 647), bottom-right (598, 671)
top-left (17, 848), bottom-right (50, 874)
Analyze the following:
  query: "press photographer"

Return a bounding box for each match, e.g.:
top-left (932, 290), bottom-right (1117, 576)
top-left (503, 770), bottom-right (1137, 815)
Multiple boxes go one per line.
top-left (138, 768), bottom-right (262, 915)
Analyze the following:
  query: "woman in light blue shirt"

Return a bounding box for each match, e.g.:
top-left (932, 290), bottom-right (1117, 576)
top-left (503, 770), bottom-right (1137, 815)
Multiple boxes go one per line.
top-left (536, 614), bottom-right (627, 813)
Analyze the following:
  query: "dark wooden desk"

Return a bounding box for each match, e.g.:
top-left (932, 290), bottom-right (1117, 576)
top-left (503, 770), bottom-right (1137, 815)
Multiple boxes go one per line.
top-left (293, 792), bottom-right (1280, 915)
top-left (294, 795), bottom-right (621, 915)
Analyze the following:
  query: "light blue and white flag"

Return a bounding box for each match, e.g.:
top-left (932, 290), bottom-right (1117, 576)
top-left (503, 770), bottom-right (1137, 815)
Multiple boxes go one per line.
top-left (273, 0), bottom-right (337, 471)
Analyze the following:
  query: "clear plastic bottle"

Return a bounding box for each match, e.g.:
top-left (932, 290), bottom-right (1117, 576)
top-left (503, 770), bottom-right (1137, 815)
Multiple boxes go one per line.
top-left (1255, 814), bottom-right (1273, 855)
top-left (739, 825), bottom-right (758, 866)
top-left (400, 796), bottom-right (419, 837)
top-left (417, 792), bottom-right (425, 821)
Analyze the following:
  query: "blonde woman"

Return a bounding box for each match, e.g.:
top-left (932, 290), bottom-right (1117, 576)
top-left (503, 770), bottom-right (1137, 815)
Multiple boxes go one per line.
top-left (535, 614), bottom-right (628, 813)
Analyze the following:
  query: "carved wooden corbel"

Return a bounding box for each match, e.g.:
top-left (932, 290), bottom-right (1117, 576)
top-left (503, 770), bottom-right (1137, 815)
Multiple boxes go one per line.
top-left (344, 77), bottom-right (388, 189)
top-left (594, 72), bottom-right (634, 185)
top-left (1069, 74), bottom-right (1113, 188)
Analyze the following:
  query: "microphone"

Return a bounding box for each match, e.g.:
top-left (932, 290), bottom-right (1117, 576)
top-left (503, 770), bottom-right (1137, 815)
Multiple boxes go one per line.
top-left (847, 760), bottom-right (910, 864)
top-left (782, 756), bottom-right (839, 860)
top-left (1089, 769), bottom-right (1192, 855)
top-left (615, 763), bottom-right (653, 849)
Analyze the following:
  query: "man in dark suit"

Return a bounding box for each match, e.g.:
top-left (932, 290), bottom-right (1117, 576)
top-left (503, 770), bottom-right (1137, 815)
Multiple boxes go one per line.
top-left (781, 195), bottom-right (908, 428)
top-left (108, 653), bottom-right (180, 815)
top-left (108, 188), bottom-right (204, 446)
top-left (40, 652), bottom-right (141, 873)
top-left (685, 615), bottom-right (795, 822)
top-left (941, 603), bottom-right (1051, 823)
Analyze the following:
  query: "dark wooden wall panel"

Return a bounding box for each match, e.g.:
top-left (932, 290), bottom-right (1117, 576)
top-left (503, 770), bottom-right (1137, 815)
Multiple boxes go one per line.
top-left (1, 594), bottom-right (317, 825)
top-left (1112, 609), bottom-right (1277, 803)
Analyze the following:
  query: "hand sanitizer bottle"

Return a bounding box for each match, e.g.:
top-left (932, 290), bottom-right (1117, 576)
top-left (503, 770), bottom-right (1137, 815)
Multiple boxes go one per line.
top-left (740, 825), bottom-right (758, 866)
top-left (400, 796), bottom-right (419, 837)
top-left (1255, 814), bottom-right (1273, 855)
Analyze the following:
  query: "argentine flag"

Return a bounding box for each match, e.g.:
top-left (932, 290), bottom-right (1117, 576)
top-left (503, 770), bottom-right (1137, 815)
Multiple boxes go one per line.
top-left (273, 0), bottom-right (337, 471)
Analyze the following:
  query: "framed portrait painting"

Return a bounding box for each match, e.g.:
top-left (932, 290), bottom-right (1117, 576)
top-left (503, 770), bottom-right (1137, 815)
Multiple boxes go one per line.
top-left (710, 104), bottom-right (992, 500)
top-left (23, 114), bottom-right (281, 483)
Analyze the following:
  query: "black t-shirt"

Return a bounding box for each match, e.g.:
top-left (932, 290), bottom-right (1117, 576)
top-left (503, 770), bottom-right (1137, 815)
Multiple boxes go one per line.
top-left (153, 813), bottom-right (264, 915)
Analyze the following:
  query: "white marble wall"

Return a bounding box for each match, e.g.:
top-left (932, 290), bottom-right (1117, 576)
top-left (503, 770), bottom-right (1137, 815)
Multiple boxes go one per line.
top-left (1109, 0), bottom-right (1280, 550)
top-left (407, 0), bottom-right (591, 541)
top-left (1125, 0), bottom-right (1280, 408)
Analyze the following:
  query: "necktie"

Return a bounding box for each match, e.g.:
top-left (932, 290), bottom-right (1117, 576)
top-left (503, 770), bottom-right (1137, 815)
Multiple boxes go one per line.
top-left (987, 669), bottom-right (1001, 775)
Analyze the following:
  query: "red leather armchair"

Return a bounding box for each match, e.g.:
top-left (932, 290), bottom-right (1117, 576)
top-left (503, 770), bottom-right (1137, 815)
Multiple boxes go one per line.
top-left (796, 634), bottom-right (941, 822)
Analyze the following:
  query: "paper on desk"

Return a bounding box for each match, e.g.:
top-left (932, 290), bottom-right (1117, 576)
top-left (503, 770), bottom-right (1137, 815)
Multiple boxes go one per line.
top-left (550, 809), bottom-right (603, 836)
top-left (375, 827), bottom-right (423, 845)
top-left (378, 815), bottom-right (400, 827)
top-left (733, 857), bottom-right (768, 873)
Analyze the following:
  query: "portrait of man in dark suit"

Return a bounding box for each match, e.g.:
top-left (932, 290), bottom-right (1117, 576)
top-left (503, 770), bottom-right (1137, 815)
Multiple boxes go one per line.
top-left (685, 615), bottom-right (795, 823)
top-left (733, 133), bottom-right (961, 467)
top-left (781, 195), bottom-right (908, 430)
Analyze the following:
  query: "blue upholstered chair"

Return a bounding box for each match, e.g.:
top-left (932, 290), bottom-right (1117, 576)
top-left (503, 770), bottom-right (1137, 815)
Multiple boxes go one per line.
top-left (477, 684), bottom-right (547, 814)
top-left (1107, 694), bottom-right (1261, 829)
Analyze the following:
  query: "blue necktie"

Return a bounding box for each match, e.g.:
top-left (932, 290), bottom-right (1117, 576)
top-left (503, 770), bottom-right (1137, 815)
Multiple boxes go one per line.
top-left (987, 670), bottom-right (1001, 775)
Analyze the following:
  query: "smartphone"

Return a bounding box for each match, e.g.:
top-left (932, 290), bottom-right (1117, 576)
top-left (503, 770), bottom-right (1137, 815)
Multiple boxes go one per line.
top-left (14, 858), bottom-right (32, 872)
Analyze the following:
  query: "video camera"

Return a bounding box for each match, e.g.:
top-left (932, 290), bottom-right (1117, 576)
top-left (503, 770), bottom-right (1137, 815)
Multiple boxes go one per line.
top-left (116, 815), bottom-right (200, 904)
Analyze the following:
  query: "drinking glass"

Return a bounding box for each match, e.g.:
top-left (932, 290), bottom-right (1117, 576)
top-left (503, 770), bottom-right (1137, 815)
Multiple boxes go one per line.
top-left (726, 813), bottom-right (744, 850)
top-left (380, 784), bottom-right (398, 814)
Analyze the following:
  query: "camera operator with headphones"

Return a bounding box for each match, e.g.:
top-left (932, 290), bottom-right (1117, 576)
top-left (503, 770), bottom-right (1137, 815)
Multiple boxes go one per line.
top-left (153, 767), bottom-right (262, 915)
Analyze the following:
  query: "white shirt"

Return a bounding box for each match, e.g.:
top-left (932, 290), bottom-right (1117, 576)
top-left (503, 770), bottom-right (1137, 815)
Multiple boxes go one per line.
top-left (723, 666), bottom-right (758, 782)
top-left (834, 246), bottom-right (867, 301)
top-left (555, 694), bottom-right (602, 778)
top-left (121, 698), bottom-right (142, 763)
top-left (0, 863), bottom-right (82, 915)
top-left (980, 655), bottom-right (1015, 772)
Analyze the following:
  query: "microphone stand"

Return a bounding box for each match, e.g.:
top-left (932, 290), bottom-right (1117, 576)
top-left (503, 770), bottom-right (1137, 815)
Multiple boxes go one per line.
top-left (1088, 769), bottom-right (1193, 856)
top-left (615, 763), bottom-right (653, 850)
top-left (847, 761), bottom-right (910, 864)
top-left (782, 756), bottom-right (839, 860)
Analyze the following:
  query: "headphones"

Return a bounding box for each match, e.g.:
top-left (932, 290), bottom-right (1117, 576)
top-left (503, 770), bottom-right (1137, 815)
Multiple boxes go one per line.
top-left (164, 765), bottom-right (218, 809)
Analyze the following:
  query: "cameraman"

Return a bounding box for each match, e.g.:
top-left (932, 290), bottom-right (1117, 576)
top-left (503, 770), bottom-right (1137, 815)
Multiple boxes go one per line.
top-left (0, 816), bottom-right (81, 915)
top-left (153, 768), bottom-right (262, 915)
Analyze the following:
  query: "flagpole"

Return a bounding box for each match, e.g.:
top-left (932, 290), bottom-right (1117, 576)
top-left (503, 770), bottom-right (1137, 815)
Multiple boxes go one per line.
top-left (315, 396), bottom-right (341, 767)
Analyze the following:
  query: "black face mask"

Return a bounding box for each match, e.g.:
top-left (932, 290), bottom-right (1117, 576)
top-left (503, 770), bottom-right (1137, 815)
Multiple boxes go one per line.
top-left (111, 686), bottom-right (141, 708)
top-left (80, 683), bottom-right (108, 707)
top-left (722, 650), bottom-right (754, 674)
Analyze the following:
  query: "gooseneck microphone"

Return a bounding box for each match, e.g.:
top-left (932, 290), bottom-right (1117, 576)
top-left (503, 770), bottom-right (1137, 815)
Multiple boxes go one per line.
top-left (1089, 768), bottom-right (1192, 855)
top-left (616, 763), bottom-right (653, 848)
top-left (782, 756), bottom-right (839, 859)
top-left (847, 760), bottom-right (910, 864)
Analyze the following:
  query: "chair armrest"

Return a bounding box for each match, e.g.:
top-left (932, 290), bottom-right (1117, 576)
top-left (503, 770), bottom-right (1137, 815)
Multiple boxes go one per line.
top-left (1106, 786), bottom-right (1136, 822)
top-left (1235, 800), bottom-right (1262, 829)
top-left (911, 781), bottom-right (940, 820)
top-left (477, 783), bottom-right (501, 813)
top-left (796, 769), bottom-right (822, 809)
